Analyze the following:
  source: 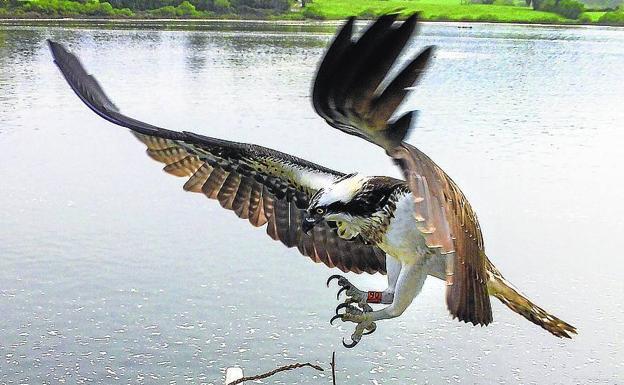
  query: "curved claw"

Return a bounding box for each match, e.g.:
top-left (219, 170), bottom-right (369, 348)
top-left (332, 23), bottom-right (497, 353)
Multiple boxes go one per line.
top-left (335, 302), bottom-right (351, 314)
top-left (326, 274), bottom-right (343, 287)
top-left (342, 337), bottom-right (359, 349)
top-left (336, 286), bottom-right (348, 300)
top-left (363, 323), bottom-right (377, 336)
top-left (330, 314), bottom-right (343, 325)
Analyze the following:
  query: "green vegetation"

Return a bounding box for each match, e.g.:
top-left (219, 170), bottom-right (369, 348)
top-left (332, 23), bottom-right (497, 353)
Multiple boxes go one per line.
top-left (1, 0), bottom-right (623, 24)
top-left (298, 0), bottom-right (624, 24)
top-left (581, 0), bottom-right (621, 10)
top-left (538, 0), bottom-right (585, 19)
top-left (0, 0), bottom-right (290, 17)
top-left (301, 0), bottom-right (568, 22)
top-left (145, 1), bottom-right (209, 17)
top-left (597, 6), bottom-right (624, 22)
top-left (18, 0), bottom-right (133, 16)
top-left (581, 10), bottom-right (606, 19)
top-left (533, 0), bottom-right (585, 19)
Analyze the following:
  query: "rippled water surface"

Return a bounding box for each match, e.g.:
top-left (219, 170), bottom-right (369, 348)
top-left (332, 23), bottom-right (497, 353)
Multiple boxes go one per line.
top-left (1, 20), bottom-right (623, 384)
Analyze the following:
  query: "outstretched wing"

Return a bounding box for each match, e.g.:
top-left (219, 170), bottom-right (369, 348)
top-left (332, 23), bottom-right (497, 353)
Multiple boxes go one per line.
top-left (312, 15), bottom-right (493, 325)
top-left (49, 40), bottom-right (386, 275)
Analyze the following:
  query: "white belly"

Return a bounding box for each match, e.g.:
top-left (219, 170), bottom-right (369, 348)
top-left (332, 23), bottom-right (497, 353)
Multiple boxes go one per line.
top-left (379, 195), bottom-right (430, 263)
top-left (378, 194), bottom-right (446, 280)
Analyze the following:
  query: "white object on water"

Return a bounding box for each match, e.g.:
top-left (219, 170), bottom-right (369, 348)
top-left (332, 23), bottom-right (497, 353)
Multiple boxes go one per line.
top-left (225, 367), bottom-right (244, 385)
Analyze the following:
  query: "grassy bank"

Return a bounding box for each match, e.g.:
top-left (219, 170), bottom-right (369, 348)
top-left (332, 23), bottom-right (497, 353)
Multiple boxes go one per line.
top-left (295, 0), bottom-right (623, 24)
top-left (301, 0), bottom-right (568, 23)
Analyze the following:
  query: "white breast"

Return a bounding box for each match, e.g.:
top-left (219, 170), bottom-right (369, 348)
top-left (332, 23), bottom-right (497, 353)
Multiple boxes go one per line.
top-left (379, 194), bottom-right (434, 265)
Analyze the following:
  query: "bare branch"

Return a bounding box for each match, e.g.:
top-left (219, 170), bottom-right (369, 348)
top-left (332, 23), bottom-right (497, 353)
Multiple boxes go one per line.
top-left (228, 362), bottom-right (324, 385)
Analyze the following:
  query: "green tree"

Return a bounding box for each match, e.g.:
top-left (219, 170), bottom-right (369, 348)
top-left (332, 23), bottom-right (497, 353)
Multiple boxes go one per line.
top-left (213, 0), bottom-right (229, 12)
top-left (175, 0), bottom-right (198, 16)
top-left (539, 0), bottom-right (584, 18)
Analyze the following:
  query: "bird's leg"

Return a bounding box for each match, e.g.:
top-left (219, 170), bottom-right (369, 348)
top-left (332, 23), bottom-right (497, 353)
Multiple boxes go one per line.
top-left (327, 256), bottom-right (401, 308)
top-left (366, 256), bottom-right (401, 305)
top-left (331, 260), bottom-right (429, 348)
top-left (326, 257), bottom-right (401, 345)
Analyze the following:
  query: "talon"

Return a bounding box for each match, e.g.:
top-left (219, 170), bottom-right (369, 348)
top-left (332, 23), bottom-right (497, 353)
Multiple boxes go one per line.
top-left (336, 286), bottom-right (348, 300)
top-left (330, 314), bottom-right (343, 325)
top-left (335, 302), bottom-right (351, 314)
top-left (326, 274), bottom-right (343, 287)
top-left (342, 337), bottom-right (359, 348)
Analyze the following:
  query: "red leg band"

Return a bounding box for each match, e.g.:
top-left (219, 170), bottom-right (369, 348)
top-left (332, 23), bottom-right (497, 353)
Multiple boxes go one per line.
top-left (367, 291), bottom-right (383, 304)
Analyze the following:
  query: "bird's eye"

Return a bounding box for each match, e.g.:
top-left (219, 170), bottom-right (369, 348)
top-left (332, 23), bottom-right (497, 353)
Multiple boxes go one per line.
top-left (316, 208), bottom-right (325, 215)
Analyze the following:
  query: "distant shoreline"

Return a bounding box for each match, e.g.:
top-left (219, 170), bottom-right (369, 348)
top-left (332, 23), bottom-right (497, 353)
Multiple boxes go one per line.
top-left (2, 0), bottom-right (623, 27)
top-left (1, 16), bottom-right (622, 27)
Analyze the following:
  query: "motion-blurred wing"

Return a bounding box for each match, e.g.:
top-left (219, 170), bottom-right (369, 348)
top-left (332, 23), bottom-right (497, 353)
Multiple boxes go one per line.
top-left (312, 14), bottom-right (433, 152)
top-left (312, 16), bottom-right (492, 325)
top-left (49, 40), bottom-right (386, 275)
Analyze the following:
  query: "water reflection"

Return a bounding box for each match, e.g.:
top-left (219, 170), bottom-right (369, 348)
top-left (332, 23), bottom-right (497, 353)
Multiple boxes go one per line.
top-left (184, 33), bottom-right (211, 72)
top-left (1, 21), bottom-right (623, 385)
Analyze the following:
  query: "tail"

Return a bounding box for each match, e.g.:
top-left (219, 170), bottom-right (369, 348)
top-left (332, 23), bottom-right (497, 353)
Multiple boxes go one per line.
top-left (486, 259), bottom-right (577, 338)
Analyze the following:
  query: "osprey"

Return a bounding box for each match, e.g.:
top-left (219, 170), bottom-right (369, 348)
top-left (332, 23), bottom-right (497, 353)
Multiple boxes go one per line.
top-left (48, 15), bottom-right (576, 348)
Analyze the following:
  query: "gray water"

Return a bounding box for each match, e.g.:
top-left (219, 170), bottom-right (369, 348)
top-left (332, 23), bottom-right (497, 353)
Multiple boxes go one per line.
top-left (1, 20), bottom-right (623, 385)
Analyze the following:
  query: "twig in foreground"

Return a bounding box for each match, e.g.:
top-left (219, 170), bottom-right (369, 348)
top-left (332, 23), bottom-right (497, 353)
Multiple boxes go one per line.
top-left (228, 362), bottom-right (324, 385)
top-left (331, 352), bottom-right (337, 385)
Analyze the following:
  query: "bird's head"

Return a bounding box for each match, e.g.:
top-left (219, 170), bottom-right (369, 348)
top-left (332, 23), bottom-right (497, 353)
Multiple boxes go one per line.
top-left (302, 173), bottom-right (371, 234)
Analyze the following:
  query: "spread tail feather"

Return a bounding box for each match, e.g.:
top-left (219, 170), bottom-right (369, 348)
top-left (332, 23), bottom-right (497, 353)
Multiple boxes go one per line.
top-left (487, 260), bottom-right (577, 338)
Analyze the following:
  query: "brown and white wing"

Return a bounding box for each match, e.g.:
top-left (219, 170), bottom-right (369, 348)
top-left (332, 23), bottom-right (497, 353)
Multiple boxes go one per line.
top-left (49, 40), bottom-right (387, 275)
top-left (312, 15), bottom-right (492, 325)
top-left (390, 144), bottom-right (492, 326)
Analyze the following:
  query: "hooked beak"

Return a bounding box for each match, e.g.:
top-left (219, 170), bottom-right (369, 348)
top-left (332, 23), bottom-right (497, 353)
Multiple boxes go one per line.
top-left (302, 212), bottom-right (321, 235)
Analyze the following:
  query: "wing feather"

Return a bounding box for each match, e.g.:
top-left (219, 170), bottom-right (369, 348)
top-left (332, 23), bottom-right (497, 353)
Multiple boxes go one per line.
top-left (163, 156), bottom-right (203, 177)
top-left (146, 147), bottom-right (188, 164)
top-left (217, 173), bottom-right (240, 210)
top-left (203, 168), bottom-right (229, 200)
top-left (273, 197), bottom-right (293, 246)
top-left (49, 40), bottom-right (386, 275)
top-left (248, 183), bottom-right (268, 227)
top-left (232, 176), bottom-right (253, 219)
top-left (183, 164), bottom-right (214, 192)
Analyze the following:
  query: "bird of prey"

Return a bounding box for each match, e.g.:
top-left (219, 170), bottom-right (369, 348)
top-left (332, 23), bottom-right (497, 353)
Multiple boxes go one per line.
top-left (48, 14), bottom-right (576, 348)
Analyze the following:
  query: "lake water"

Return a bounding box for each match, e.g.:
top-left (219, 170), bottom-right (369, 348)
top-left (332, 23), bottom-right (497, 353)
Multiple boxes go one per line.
top-left (1, 19), bottom-right (623, 385)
